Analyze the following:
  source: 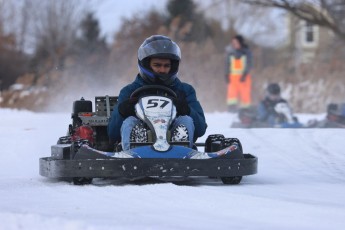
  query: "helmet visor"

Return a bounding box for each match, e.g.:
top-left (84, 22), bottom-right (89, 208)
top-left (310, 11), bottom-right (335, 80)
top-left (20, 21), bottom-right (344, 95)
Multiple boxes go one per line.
top-left (138, 40), bottom-right (181, 61)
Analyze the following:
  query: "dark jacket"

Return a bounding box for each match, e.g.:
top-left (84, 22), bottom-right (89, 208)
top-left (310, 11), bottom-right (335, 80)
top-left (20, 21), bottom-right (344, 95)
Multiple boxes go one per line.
top-left (108, 75), bottom-right (207, 142)
top-left (257, 97), bottom-right (288, 125)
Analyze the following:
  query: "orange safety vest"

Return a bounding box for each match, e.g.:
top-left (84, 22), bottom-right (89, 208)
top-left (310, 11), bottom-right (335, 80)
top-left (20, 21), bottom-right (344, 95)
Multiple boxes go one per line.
top-left (230, 56), bottom-right (246, 75)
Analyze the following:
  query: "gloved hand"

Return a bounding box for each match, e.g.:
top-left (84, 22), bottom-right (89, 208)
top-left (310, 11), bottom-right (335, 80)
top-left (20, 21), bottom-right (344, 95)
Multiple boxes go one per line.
top-left (240, 74), bottom-right (246, 82)
top-left (173, 92), bottom-right (190, 116)
top-left (118, 98), bottom-right (138, 118)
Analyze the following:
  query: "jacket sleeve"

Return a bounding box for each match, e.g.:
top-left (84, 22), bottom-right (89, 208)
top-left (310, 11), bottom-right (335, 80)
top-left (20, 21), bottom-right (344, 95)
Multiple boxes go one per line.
top-left (242, 48), bottom-right (253, 77)
top-left (256, 101), bottom-right (268, 122)
top-left (225, 52), bottom-right (231, 80)
top-left (183, 84), bottom-right (207, 139)
top-left (107, 86), bottom-right (132, 142)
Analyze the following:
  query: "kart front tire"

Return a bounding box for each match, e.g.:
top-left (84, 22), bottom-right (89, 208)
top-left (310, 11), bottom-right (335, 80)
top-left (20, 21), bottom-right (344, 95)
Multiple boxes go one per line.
top-left (221, 176), bottom-right (242, 185)
top-left (73, 177), bottom-right (93, 185)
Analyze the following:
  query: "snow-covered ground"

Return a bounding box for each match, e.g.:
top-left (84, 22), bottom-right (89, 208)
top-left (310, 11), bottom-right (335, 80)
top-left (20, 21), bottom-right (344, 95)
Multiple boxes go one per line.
top-left (1, 109), bottom-right (345, 230)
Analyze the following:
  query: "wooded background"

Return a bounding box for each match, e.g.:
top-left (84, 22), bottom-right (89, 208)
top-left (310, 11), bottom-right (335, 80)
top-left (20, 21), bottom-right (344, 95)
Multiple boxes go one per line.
top-left (0, 0), bottom-right (344, 113)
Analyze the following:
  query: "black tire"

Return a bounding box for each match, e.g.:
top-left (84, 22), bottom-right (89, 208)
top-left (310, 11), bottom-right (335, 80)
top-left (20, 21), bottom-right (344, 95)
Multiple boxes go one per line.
top-left (73, 98), bottom-right (92, 114)
top-left (223, 138), bottom-right (243, 153)
top-left (73, 177), bottom-right (93, 185)
top-left (205, 135), bottom-right (224, 179)
top-left (221, 176), bottom-right (242, 185)
top-left (205, 134), bottom-right (225, 152)
top-left (219, 137), bottom-right (244, 184)
top-left (221, 138), bottom-right (244, 160)
top-left (72, 98), bottom-right (92, 127)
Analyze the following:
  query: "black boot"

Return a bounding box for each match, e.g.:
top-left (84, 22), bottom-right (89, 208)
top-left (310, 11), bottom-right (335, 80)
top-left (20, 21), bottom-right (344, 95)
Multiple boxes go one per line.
top-left (228, 104), bottom-right (238, 113)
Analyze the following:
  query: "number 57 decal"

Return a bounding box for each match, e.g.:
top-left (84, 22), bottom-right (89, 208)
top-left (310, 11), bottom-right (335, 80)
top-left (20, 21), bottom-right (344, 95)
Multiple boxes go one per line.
top-left (146, 99), bottom-right (170, 109)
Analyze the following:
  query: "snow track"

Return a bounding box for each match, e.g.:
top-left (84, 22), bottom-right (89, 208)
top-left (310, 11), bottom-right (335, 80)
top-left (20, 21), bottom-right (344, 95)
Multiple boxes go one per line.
top-left (0, 110), bottom-right (345, 229)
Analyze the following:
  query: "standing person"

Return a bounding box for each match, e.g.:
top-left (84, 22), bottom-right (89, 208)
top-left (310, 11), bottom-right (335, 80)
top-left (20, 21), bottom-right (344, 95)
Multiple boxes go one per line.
top-left (225, 35), bottom-right (253, 112)
top-left (108, 35), bottom-right (207, 150)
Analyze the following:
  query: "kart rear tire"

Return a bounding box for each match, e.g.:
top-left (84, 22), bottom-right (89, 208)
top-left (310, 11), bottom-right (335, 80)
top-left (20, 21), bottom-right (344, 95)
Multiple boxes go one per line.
top-left (205, 134), bottom-right (225, 152)
top-left (73, 177), bottom-right (93, 185)
top-left (221, 176), bottom-right (242, 185)
top-left (223, 138), bottom-right (243, 153)
top-left (72, 98), bottom-right (92, 127)
top-left (73, 99), bottom-right (92, 114)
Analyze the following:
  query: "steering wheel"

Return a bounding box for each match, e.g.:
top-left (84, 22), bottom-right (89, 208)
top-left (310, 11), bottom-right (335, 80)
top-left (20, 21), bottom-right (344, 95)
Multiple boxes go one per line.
top-left (130, 85), bottom-right (178, 99)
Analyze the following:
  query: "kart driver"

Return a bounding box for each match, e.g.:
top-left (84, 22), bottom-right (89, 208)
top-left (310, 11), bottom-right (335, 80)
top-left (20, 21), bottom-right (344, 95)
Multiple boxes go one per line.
top-left (108, 35), bottom-right (207, 150)
top-left (257, 83), bottom-right (301, 127)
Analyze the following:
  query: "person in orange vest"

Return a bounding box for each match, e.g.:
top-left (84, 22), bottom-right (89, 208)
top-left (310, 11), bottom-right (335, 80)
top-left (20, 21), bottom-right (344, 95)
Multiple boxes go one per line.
top-left (225, 35), bottom-right (253, 112)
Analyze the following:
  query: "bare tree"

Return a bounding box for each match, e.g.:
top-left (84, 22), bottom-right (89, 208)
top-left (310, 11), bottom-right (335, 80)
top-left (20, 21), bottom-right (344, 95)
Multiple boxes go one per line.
top-left (194, 0), bottom-right (284, 47)
top-left (25, 0), bottom-right (87, 70)
top-left (243, 0), bottom-right (345, 40)
top-left (0, 1), bottom-right (30, 90)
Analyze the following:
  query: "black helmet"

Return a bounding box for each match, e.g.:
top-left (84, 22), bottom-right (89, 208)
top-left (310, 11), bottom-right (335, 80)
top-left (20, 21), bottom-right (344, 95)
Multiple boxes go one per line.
top-left (267, 83), bottom-right (281, 95)
top-left (327, 103), bottom-right (345, 117)
top-left (138, 35), bottom-right (181, 85)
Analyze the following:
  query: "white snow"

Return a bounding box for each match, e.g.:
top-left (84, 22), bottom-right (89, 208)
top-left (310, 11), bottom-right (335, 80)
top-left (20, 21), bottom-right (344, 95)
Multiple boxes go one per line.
top-left (9, 84), bottom-right (25, 91)
top-left (1, 108), bottom-right (345, 230)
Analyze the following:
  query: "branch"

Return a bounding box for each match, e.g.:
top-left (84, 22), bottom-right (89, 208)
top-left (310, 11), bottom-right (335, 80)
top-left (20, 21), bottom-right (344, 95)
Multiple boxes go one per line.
top-left (242, 0), bottom-right (345, 40)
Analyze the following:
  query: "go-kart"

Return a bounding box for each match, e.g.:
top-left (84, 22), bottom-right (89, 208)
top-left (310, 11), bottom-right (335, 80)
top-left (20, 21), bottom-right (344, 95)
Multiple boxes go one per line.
top-left (39, 85), bottom-right (257, 185)
top-left (231, 102), bottom-right (303, 128)
top-left (307, 103), bottom-right (345, 128)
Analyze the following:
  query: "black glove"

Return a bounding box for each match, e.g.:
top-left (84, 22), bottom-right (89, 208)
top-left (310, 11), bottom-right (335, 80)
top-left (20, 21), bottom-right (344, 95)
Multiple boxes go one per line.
top-left (240, 74), bottom-right (247, 82)
top-left (118, 98), bottom-right (138, 118)
top-left (173, 92), bottom-right (190, 116)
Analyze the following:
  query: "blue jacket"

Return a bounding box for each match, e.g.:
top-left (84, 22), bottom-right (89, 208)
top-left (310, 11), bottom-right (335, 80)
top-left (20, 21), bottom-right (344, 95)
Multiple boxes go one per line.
top-left (108, 75), bottom-right (207, 142)
top-left (257, 97), bottom-right (302, 128)
top-left (257, 97), bottom-right (287, 125)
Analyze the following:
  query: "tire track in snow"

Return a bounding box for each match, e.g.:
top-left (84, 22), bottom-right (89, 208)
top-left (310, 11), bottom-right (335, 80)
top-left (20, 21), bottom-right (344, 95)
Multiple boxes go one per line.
top-left (294, 130), bottom-right (345, 182)
top-left (229, 128), bottom-right (345, 184)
